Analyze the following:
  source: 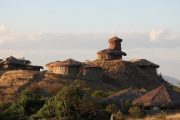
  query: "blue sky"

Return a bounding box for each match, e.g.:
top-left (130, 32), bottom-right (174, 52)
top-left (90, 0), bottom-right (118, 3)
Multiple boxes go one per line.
top-left (0, 0), bottom-right (180, 80)
top-left (1, 0), bottom-right (180, 32)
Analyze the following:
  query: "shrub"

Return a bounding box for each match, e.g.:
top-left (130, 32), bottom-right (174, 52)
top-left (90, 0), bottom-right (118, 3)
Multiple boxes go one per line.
top-left (30, 81), bottom-right (107, 120)
top-left (1, 90), bottom-right (46, 120)
top-left (92, 90), bottom-right (108, 99)
top-left (121, 101), bottom-right (132, 115)
top-left (0, 102), bottom-right (10, 112)
top-left (129, 106), bottom-right (144, 118)
top-left (113, 111), bottom-right (125, 120)
top-left (106, 104), bottom-right (119, 113)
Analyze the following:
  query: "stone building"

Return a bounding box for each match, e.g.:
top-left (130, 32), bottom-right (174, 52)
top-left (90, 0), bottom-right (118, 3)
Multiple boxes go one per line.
top-left (46, 59), bottom-right (82, 77)
top-left (78, 64), bottom-right (103, 80)
top-left (131, 59), bottom-right (159, 74)
top-left (97, 36), bottom-right (127, 60)
top-left (0, 56), bottom-right (43, 71)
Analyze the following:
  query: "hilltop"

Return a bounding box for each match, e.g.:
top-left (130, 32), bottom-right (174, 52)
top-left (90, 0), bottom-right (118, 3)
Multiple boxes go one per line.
top-left (0, 59), bottom-right (164, 104)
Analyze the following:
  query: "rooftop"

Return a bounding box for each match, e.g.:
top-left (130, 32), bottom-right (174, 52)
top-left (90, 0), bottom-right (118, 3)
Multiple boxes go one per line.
top-left (108, 36), bottom-right (123, 42)
top-left (133, 84), bottom-right (180, 108)
top-left (46, 58), bottom-right (82, 67)
top-left (131, 59), bottom-right (159, 68)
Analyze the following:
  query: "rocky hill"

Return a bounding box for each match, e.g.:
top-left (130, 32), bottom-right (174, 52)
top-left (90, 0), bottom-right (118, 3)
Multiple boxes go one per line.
top-left (91, 60), bottom-right (164, 89)
top-left (0, 60), bottom-right (164, 104)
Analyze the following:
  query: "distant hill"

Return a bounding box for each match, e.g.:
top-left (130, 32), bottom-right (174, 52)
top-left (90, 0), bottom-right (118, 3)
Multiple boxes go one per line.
top-left (163, 75), bottom-right (180, 88)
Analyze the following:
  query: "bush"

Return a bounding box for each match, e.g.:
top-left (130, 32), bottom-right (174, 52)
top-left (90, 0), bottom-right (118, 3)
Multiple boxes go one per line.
top-left (113, 111), bottom-right (125, 120)
top-left (0, 102), bottom-right (10, 112)
top-left (106, 104), bottom-right (119, 113)
top-left (121, 101), bottom-right (132, 115)
top-left (129, 106), bottom-right (144, 118)
top-left (92, 90), bottom-right (107, 99)
top-left (1, 91), bottom-right (46, 120)
top-left (30, 81), bottom-right (107, 120)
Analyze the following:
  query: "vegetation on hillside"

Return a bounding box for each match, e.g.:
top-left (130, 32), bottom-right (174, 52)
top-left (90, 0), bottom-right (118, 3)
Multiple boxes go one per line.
top-left (0, 91), bottom-right (46, 120)
top-left (0, 80), bottom-right (179, 120)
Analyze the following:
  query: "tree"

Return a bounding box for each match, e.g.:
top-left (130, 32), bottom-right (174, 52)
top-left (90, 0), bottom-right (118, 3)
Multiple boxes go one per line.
top-left (1, 91), bottom-right (46, 120)
top-left (30, 81), bottom-right (107, 120)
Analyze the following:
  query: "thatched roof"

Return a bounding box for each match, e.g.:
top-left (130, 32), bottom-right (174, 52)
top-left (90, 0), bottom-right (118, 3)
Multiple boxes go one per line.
top-left (46, 59), bottom-right (82, 67)
top-left (99, 89), bottom-right (144, 105)
top-left (133, 84), bottom-right (180, 108)
top-left (0, 56), bottom-right (43, 70)
top-left (131, 59), bottom-right (159, 68)
top-left (108, 36), bottom-right (122, 43)
top-left (97, 49), bottom-right (127, 56)
top-left (45, 61), bottom-right (61, 67)
top-left (3, 56), bottom-right (26, 65)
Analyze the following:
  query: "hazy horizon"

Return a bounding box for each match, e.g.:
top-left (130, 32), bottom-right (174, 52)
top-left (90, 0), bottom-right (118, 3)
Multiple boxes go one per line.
top-left (0, 0), bottom-right (180, 80)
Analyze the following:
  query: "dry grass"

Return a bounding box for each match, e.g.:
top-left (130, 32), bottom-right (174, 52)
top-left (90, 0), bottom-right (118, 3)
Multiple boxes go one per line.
top-left (0, 70), bottom-right (37, 103)
top-left (127, 113), bottom-right (180, 120)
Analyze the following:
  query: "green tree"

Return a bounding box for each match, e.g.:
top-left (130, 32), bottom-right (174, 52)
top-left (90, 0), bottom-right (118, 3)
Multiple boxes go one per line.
top-left (30, 82), bottom-right (107, 120)
top-left (1, 91), bottom-right (46, 120)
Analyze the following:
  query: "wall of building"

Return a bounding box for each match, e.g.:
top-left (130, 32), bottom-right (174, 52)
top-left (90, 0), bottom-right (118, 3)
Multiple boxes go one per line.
top-left (2, 64), bottom-right (27, 70)
top-left (47, 66), bottom-right (53, 72)
top-left (79, 68), bottom-right (103, 80)
top-left (109, 41), bottom-right (121, 49)
top-left (97, 53), bottom-right (122, 60)
top-left (51, 66), bottom-right (80, 77)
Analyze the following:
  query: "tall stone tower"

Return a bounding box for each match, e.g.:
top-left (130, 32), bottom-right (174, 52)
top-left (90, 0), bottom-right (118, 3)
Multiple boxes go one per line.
top-left (97, 36), bottom-right (126, 60)
top-left (108, 36), bottom-right (122, 50)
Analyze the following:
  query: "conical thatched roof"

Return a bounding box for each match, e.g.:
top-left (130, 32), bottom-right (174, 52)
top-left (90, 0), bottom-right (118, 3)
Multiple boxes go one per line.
top-left (0, 56), bottom-right (43, 70)
top-left (97, 49), bottom-right (127, 56)
top-left (131, 59), bottom-right (159, 68)
top-left (46, 59), bottom-right (82, 67)
top-left (45, 61), bottom-right (61, 67)
top-left (99, 89), bottom-right (144, 105)
top-left (133, 84), bottom-right (180, 108)
top-left (108, 36), bottom-right (122, 42)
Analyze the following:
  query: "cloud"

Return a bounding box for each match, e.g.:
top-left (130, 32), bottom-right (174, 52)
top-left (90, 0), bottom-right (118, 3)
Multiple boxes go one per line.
top-left (149, 29), bottom-right (180, 42)
top-left (0, 24), bottom-right (44, 45)
top-left (0, 25), bottom-right (180, 79)
top-left (0, 24), bottom-right (9, 34)
top-left (0, 24), bottom-right (180, 49)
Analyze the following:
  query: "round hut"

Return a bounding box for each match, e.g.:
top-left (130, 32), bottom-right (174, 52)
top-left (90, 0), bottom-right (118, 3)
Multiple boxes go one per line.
top-left (46, 59), bottom-right (82, 77)
top-left (78, 63), bottom-right (103, 80)
top-left (133, 84), bottom-right (180, 110)
top-left (0, 56), bottom-right (43, 71)
top-left (99, 88), bottom-right (144, 106)
top-left (45, 61), bottom-right (60, 72)
top-left (97, 36), bottom-right (127, 60)
top-left (131, 59), bottom-right (159, 74)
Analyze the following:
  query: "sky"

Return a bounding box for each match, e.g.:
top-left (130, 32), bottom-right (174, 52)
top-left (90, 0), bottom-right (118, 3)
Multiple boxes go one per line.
top-left (0, 0), bottom-right (180, 80)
